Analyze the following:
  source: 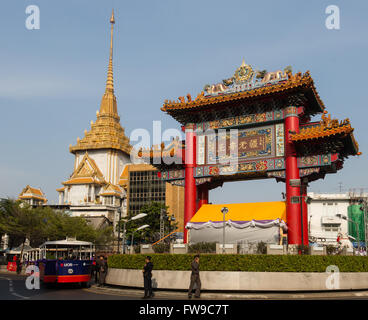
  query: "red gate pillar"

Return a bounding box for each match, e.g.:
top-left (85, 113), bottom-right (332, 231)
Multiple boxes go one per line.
top-left (284, 106), bottom-right (302, 245)
top-left (302, 183), bottom-right (309, 245)
top-left (184, 128), bottom-right (197, 243)
top-left (197, 184), bottom-right (209, 210)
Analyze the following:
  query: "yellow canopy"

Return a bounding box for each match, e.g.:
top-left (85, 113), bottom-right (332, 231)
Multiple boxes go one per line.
top-left (190, 201), bottom-right (286, 223)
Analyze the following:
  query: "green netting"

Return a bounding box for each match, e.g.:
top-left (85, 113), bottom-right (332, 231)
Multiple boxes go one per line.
top-left (348, 205), bottom-right (365, 242)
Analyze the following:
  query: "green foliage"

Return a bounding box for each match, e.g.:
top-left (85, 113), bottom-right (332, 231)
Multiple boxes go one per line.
top-left (188, 242), bottom-right (216, 254)
top-left (120, 202), bottom-right (177, 244)
top-left (296, 245), bottom-right (310, 255)
top-left (326, 245), bottom-right (338, 256)
top-left (0, 199), bottom-right (113, 248)
top-left (153, 243), bottom-right (170, 253)
top-left (107, 253), bottom-right (368, 272)
top-left (256, 241), bottom-right (267, 254)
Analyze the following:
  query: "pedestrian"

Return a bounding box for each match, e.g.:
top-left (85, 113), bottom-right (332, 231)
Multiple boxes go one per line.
top-left (91, 255), bottom-right (98, 283)
top-left (98, 255), bottom-right (108, 287)
top-left (142, 256), bottom-right (154, 299)
top-left (188, 255), bottom-right (201, 299)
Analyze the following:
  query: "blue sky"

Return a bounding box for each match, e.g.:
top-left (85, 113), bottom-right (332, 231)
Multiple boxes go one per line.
top-left (0, 0), bottom-right (367, 204)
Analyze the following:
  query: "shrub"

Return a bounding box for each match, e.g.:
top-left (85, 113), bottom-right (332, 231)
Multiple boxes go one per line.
top-left (256, 241), bottom-right (267, 254)
top-left (188, 242), bottom-right (216, 254)
top-left (326, 245), bottom-right (337, 256)
top-left (107, 253), bottom-right (368, 272)
top-left (153, 243), bottom-right (170, 253)
top-left (296, 245), bottom-right (310, 255)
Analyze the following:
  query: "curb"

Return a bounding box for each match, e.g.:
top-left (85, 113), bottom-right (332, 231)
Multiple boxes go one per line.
top-left (86, 284), bottom-right (368, 300)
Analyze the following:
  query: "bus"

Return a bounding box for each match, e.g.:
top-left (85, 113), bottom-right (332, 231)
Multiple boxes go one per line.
top-left (36, 238), bottom-right (94, 287)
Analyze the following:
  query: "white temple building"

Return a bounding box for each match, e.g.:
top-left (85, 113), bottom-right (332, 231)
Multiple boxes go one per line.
top-left (56, 10), bottom-right (132, 232)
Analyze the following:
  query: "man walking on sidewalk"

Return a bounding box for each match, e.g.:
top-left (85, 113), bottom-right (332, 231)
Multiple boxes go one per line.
top-left (98, 255), bottom-right (108, 287)
top-left (188, 255), bottom-right (201, 299)
top-left (142, 256), bottom-right (154, 299)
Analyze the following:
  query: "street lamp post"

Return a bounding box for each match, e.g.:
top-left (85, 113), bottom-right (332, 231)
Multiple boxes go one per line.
top-left (169, 215), bottom-right (176, 244)
top-left (117, 207), bottom-right (122, 253)
top-left (221, 207), bottom-right (229, 254)
top-left (131, 224), bottom-right (150, 254)
top-left (122, 212), bottom-right (148, 254)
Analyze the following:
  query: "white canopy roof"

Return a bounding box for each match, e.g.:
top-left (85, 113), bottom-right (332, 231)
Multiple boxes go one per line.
top-left (40, 239), bottom-right (92, 247)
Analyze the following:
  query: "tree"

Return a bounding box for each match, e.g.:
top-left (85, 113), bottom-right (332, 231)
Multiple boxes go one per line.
top-left (0, 199), bottom-right (115, 253)
top-left (120, 202), bottom-right (178, 244)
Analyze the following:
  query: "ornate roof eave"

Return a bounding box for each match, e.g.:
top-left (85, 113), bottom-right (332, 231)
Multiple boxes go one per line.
top-left (161, 71), bottom-right (325, 123)
top-left (62, 177), bottom-right (106, 186)
top-left (69, 143), bottom-right (132, 155)
top-left (99, 191), bottom-right (122, 197)
top-left (18, 185), bottom-right (47, 202)
top-left (291, 113), bottom-right (360, 158)
top-left (19, 195), bottom-right (47, 202)
top-left (138, 139), bottom-right (185, 169)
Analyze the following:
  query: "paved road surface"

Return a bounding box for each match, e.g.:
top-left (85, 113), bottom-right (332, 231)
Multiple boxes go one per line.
top-left (0, 273), bottom-right (135, 300)
top-left (1, 272), bottom-right (368, 300)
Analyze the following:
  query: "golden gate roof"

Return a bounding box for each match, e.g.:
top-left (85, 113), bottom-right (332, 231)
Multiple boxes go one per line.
top-left (291, 112), bottom-right (360, 157)
top-left (162, 67), bottom-right (325, 123)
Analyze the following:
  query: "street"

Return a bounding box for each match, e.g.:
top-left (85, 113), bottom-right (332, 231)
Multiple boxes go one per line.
top-left (1, 272), bottom-right (368, 300)
top-left (0, 273), bottom-right (135, 300)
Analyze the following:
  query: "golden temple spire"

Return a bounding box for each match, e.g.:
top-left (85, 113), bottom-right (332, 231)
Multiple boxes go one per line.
top-left (70, 9), bottom-right (132, 156)
top-left (106, 9), bottom-right (115, 93)
top-left (98, 9), bottom-right (118, 116)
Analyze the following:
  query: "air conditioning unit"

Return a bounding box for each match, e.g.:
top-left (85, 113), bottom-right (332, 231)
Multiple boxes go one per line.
top-left (321, 216), bottom-right (341, 225)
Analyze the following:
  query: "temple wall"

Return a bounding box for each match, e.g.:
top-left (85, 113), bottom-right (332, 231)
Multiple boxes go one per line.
top-left (68, 185), bottom-right (88, 205)
top-left (75, 150), bottom-right (130, 185)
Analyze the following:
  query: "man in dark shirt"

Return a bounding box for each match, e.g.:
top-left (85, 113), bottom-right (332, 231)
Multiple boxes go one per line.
top-left (142, 256), bottom-right (154, 299)
top-left (188, 255), bottom-right (201, 298)
top-left (98, 255), bottom-right (108, 287)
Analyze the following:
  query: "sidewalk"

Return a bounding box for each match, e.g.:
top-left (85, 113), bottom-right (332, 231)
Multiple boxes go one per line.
top-left (86, 283), bottom-right (368, 300)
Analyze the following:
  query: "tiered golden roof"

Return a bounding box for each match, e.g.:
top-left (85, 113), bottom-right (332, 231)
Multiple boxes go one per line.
top-left (19, 185), bottom-right (47, 203)
top-left (100, 183), bottom-right (124, 197)
top-left (69, 10), bottom-right (131, 155)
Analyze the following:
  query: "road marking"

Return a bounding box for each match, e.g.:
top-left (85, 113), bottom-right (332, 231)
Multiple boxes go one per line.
top-left (0, 276), bottom-right (30, 300)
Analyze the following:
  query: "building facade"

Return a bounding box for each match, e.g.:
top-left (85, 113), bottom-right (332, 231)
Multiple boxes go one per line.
top-left (56, 11), bottom-right (131, 234)
top-left (54, 12), bottom-right (185, 238)
top-left (120, 164), bottom-right (185, 233)
top-left (307, 192), bottom-right (367, 245)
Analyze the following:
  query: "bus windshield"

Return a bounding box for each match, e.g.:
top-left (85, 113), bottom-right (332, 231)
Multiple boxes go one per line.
top-left (39, 239), bottom-right (94, 260)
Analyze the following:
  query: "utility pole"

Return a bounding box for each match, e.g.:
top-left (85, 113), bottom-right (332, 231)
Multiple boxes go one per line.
top-left (338, 182), bottom-right (343, 193)
top-left (160, 208), bottom-right (165, 240)
top-left (117, 208), bottom-right (122, 253)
